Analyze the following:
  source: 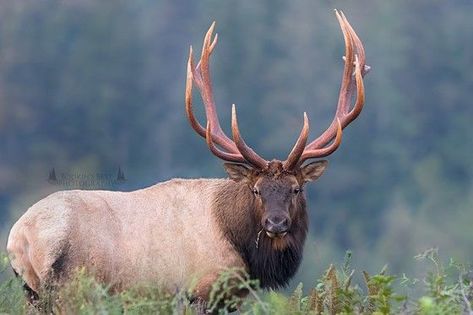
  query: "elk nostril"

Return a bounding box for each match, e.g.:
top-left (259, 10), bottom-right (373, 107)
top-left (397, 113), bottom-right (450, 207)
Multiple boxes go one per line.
top-left (267, 217), bottom-right (288, 227)
top-left (264, 216), bottom-right (290, 236)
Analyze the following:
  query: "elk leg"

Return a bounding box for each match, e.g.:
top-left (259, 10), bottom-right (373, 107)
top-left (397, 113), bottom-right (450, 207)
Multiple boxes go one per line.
top-left (192, 271), bottom-right (249, 313)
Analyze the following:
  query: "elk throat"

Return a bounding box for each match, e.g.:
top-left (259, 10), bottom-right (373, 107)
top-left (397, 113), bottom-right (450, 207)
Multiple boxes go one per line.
top-left (212, 180), bottom-right (308, 289)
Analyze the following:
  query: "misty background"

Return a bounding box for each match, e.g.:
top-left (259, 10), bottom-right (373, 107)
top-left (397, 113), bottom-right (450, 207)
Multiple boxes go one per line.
top-left (0, 0), bottom-right (472, 289)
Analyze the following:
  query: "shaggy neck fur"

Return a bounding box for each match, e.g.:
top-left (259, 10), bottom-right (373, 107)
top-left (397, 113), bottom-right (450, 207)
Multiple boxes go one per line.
top-left (213, 180), bottom-right (308, 289)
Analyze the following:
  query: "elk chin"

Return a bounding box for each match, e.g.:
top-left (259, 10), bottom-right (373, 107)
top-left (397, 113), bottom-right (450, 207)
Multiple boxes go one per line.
top-left (266, 231), bottom-right (291, 251)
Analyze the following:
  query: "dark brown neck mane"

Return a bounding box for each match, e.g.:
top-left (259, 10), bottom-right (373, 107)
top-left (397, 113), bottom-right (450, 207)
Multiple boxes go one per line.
top-left (212, 180), bottom-right (308, 289)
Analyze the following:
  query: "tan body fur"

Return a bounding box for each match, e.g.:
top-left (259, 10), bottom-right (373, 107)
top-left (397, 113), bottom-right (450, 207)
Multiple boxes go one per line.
top-left (7, 178), bottom-right (245, 298)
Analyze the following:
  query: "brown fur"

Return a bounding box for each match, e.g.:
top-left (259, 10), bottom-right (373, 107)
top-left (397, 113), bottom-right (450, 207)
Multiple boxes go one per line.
top-left (212, 161), bottom-right (311, 289)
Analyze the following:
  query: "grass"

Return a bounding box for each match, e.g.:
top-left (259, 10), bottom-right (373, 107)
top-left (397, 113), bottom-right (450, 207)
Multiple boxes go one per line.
top-left (0, 249), bottom-right (472, 314)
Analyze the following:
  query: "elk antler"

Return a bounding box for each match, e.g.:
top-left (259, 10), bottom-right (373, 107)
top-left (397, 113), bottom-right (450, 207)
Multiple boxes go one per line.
top-left (186, 22), bottom-right (268, 169)
top-left (187, 12), bottom-right (369, 171)
top-left (283, 10), bottom-right (370, 170)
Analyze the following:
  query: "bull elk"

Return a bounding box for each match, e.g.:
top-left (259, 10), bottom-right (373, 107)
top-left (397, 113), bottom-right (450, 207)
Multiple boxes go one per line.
top-left (7, 10), bottom-right (369, 310)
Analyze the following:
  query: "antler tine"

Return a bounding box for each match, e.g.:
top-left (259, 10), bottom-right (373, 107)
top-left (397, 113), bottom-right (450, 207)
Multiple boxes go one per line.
top-left (231, 105), bottom-right (268, 169)
top-left (197, 22), bottom-right (218, 72)
top-left (185, 22), bottom-right (239, 154)
top-left (340, 11), bottom-right (369, 76)
top-left (299, 119), bottom-right (343, 161)
top-left (205, 121), bottom-right (246, 163)
top-left (336, 10), bottom-right (355, 117)
top-left (339, 11), bottom-right (368, 120)
top-left (185, 47), bottom-right (206, 138)
top-left (336, 11), bottom-right (366, 124)
top-left (290, 10), bottom-right (368, 167)
top-left (283, 113), bottom-right (310, 170)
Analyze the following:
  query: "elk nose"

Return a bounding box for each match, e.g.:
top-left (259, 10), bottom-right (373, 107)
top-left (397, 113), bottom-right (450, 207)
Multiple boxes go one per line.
top-left (265, 217), bottom-right (289, 235)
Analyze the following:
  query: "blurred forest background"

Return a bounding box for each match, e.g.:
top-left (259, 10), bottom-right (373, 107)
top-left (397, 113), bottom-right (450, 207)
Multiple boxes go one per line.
top-left (0, 0), bottom-right (472, 289)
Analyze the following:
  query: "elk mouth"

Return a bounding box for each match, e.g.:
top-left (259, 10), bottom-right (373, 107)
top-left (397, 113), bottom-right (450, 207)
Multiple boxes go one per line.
top-left (265, 231), bottom-right (288, 239)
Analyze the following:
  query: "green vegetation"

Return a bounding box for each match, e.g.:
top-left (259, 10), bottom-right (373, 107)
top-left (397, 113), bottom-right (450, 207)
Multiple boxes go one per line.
top-left (1, 249), bottom-right (472, 314)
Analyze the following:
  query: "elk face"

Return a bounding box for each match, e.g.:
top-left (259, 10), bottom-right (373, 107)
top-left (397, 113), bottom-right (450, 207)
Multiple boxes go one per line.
top-left (224, 160), bottom-right (328, 238)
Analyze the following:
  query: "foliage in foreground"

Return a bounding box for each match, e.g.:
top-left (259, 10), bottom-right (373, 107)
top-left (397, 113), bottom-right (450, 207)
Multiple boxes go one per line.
top-left (1, 249), bottom-right (472, 314)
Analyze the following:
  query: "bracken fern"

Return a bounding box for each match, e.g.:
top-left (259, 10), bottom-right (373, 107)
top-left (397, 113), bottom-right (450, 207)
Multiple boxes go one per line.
top-left (0, 249), bottom-right (472, 314)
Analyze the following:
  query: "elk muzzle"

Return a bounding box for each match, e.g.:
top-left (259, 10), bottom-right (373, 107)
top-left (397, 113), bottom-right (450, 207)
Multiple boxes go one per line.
top-left (263, 214), bottom-right (291, 238)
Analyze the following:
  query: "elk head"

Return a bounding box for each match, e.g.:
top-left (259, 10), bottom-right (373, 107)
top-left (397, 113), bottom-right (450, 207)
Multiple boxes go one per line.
top-left (185, 11), bottom-right (369, 240)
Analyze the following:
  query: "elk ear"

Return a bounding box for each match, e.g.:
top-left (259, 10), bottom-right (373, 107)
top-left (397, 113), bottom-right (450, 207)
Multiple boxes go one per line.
top-left (223, 163), bottom-right (252, 182)
top-left (301, 160), bottom-right (328, 182)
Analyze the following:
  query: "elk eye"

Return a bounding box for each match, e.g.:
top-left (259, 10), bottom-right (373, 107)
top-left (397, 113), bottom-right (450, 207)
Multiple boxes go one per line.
top-left (252, 188), bottom-right (260, 196)
top-left (293, 187), bottom-right (302, 194)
